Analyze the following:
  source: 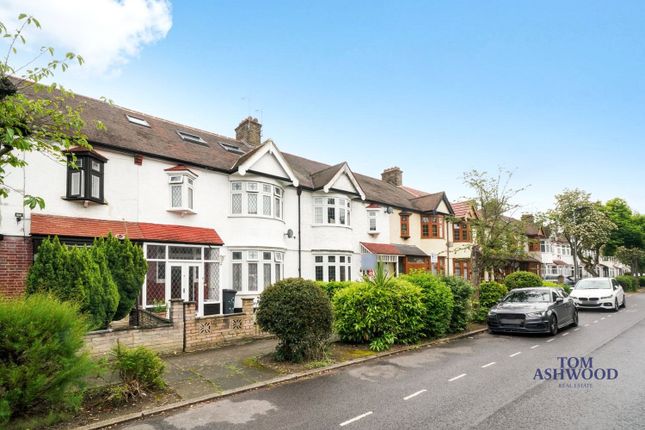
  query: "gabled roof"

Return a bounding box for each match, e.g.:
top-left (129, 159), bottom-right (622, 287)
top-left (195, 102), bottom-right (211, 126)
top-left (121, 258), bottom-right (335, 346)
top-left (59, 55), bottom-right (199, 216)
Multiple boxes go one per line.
top-left (399, 185), bottom-right (430, 198)
top-left (310, 162), bottom-right (366, 200)
top-left (233, 139), bottom-right (299, 186)
top-left (451, 201), bottom-right (476, 219)
top-left (410, 192), bottom-right (454, 214)
top-left (31, 214), bottom-right (224, 245)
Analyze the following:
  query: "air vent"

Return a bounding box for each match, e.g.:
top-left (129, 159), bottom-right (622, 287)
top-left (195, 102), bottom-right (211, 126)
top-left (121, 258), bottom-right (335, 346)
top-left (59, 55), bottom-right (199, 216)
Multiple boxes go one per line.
top-left (126, 114), bottom-right (150, 127)
top-left (177, 130), bottom-right (207, 145)
top-left (219, 142), bottom-right (245, 155)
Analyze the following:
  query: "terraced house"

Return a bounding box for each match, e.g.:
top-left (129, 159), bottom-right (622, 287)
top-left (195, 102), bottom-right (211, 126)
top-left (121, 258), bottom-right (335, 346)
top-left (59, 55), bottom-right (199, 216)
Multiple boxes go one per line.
top-left (0, 89), bottom-right (476, 315)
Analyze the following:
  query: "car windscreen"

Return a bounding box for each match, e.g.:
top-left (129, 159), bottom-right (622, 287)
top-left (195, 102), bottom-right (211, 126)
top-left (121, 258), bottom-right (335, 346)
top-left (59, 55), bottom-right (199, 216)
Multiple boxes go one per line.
top-left (502, 290), bottom-right (551, 303)
top-left (575, 279), bottom-right (611, 290)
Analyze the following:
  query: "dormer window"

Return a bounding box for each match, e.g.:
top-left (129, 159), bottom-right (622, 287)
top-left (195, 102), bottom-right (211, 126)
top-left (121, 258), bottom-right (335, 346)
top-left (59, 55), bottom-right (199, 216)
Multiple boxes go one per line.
top-left (165, 167), bottom-right (197, 214)
top-left (65, 149), bottom-right (107, 204)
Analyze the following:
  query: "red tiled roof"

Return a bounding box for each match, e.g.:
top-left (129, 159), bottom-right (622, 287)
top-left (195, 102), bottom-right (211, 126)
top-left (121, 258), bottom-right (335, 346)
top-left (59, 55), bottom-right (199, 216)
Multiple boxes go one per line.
top-left (366, 203), bottom-right (381, 209)
top-left (65, 146), bottom-right (109, 162)
top-left (30, 214), bottom-right (223, 245)
top-left (451, 201), bottom-right (472, 218)
top-left (164, 164), bottom-right (199, 176)
top-left (361, 242), bottom-right (402, 255)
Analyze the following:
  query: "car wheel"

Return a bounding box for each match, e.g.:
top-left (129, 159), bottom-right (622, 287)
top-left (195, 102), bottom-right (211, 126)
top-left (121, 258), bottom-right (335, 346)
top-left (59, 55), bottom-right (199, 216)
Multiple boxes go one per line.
top-left (571, 309), bottom-right (579, 327)
top-left (549, 315), bottom-right (558, 336)
top-left (621, 296), bottom-right (626, 308)
top-left (613, 299), bottom-right (620, 312)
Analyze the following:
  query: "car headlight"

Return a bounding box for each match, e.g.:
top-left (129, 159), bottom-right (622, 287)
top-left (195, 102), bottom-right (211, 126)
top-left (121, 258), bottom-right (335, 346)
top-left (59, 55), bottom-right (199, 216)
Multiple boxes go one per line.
top-left (488, 309), bottom-right (497, 316)
top-left (600, 296), bottom-right (612, 299)
top-left (526, 311), bottom-right (546, 318)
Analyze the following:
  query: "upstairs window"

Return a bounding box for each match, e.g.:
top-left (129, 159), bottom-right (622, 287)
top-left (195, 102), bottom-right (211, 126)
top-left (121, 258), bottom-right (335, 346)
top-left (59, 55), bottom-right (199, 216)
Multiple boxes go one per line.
top-left (167, 171), bottom-right (196, 213)
top-left (313, 196), bottom-right (351, 226)
top-left (400, 213), bottom-right (410, 239)
top-left (230, 181), bottom-right (283, 220)
top-left (177, 130), bottom-right (207, 145)
top-left (453, 222), bottom-right (471, 242)
top-left (66, 152), bottom-right (107, 204)
top-left (368, 210), bottom-right (378, 233)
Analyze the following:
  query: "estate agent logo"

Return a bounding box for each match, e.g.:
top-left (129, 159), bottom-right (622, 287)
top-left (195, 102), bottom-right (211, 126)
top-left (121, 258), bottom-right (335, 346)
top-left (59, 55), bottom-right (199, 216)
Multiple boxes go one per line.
top-left (534, 356), bottom-right (618, 388)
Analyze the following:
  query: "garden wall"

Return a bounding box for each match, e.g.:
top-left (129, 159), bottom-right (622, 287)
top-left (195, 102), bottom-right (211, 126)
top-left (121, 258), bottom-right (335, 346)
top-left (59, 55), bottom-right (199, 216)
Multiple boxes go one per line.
top-left (85, 298), bottom-right (264, 357)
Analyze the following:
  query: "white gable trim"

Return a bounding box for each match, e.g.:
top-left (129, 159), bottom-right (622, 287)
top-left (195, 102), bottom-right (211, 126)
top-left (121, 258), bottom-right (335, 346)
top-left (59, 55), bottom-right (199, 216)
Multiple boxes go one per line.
top-left (322, 163), bottom-right (366, 200)
top-left (237, 139), bottom-right (299, 187)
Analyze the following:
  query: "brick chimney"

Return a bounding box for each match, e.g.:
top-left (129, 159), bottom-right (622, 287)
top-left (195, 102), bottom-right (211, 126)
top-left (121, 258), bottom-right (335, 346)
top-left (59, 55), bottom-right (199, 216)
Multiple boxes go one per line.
top-left (381, 167), bottom-right (403, 186)
top-left (235, 117), bottom-right (262, 147)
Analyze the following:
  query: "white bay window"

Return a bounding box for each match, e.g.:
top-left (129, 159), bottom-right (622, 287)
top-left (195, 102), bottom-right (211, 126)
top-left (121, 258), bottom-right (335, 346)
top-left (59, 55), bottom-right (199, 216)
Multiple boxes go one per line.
top-left (230, 181), bottom-right (283, 220)
top-left (231, 249), bottom-right (284, 292)
top-left (313, 196), bottom-right (351, 226)
top-left (314, 254), bottom-right (352, 282)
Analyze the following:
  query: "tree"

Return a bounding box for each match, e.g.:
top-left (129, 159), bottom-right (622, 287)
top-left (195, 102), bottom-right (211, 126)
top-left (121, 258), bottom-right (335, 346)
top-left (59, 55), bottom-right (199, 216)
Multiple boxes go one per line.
top-left (1, 14), bottom-right (100, 209)
top-left (94, 234), bottom-right (148, 321)
top-left (544, 189), bottom-right (616, 277)
top-left (463, 169), bottom-right (528, 288)
top-left (615, 246), bottom-right (644, 277)
top-left (602, 198), bottom-right (643, 256)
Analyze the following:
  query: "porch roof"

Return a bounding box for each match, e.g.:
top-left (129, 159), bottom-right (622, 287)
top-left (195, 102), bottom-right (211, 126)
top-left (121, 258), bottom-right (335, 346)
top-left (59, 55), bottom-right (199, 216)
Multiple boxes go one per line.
top-left (30, 214), bottom-right (224, 246)
top-left (361, 242), bottom-right (402, 255)
top-left (552, 259), bottom-right (569, 266)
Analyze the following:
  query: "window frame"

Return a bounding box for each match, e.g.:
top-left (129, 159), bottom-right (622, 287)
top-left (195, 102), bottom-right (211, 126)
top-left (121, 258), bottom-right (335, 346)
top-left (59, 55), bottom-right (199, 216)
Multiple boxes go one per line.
top-left (230, 181), bottom-right (283, 220)
top-left (167, 171), bottom-right (196, 213)
top-left (230, 249), bottom-right (284, 293)
top-left (452, 221), bottom-right (471, 242)
top-left (313, 196), bottom-right (352, 227)
top-left (400, 213), bottom-right (410, 239)
top-left (66, 154), bottom-right (106, 204)
top-left (313, 253), bottom-right (352, 282)
top-left (367, 209), bottom-right (379, 233)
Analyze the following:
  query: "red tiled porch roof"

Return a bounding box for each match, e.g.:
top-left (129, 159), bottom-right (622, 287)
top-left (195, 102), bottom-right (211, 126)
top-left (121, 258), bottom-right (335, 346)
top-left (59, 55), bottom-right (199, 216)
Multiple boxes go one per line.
top-left (361, 242), bottom-right (402, 255)
top-left (30, 214), bottom-right (223, 245)
top-left (552, 259), bottom-right (569, 266)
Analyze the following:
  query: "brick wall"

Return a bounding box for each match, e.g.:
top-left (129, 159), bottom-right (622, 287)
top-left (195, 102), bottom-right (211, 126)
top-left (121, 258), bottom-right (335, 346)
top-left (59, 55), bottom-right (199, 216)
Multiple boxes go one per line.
top-left (0, 236), bottom-right (32, 297)
top-left (85, 298), bottom-right (265, 357)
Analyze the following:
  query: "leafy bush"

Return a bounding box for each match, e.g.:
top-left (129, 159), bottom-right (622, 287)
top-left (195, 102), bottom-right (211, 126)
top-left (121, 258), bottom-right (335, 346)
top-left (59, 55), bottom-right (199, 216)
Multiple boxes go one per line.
top-left (26, 236), bottom-right (119, 329)
top-left (332, 280), bottom-right (425, 351)
top-left (110, 343), bottom-right (165, 401)
top-left (542, 281), bottom-right (572, 295)
top-left (257, 278), bottom-right (333, 362)
top-left (476, 281), bottom-right (508, 322)
top-left (442, 276), bottom-right (474, 333)
top-left (503, 271), bottom-right (543, 290)
top-left (616, 275), bottom-right (638, 292)
top-left (315, 281), bottom-right (352, 301)
top-left (0, 295), bottom-right (95, 425)
top-left (400, 272), bottom-right (454, 338)
top-left (640, 276), bottom-right (645, 287)
top-left (95, 234), bottom-right (147, 321)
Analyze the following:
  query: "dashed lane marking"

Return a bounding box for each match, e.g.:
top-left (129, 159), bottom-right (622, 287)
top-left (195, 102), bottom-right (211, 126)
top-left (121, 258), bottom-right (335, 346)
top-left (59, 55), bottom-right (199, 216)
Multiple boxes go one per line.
top-left (584, 324), bottom-right (590, 327)
top-left (403, 389), bottom-right (427, 401)
top-left (340, 411), bottom-right (373, 427)
top-left (601, 317), bottom-right (606, 320)
top-left (574, 328), bottom-right (580, 332)
top-left (449, 373), bottom-right (467, 382)
top-left (509, 352), bottom-right (522, 358)
top-left (562, 332), bottom-right (569, 337)
top-left (593, 320), bottom-right (599, 324)
top-left (481, 362), bottom-right (496, 368)
top-left (546, 339), bottom-right (555, 343)
top-left (530, 345), bottom-right (539, 349)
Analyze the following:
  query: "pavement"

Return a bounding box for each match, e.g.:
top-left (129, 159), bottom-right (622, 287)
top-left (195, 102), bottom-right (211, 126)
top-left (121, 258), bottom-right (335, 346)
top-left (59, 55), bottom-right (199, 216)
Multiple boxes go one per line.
top-left (118, 292), bottom-right (645, 430)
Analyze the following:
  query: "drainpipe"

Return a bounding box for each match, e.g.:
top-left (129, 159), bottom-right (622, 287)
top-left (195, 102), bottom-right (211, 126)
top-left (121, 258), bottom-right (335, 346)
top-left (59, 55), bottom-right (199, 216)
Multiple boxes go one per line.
top-left (297, 187), bottom-right (302, 277)
top-left (182, 301), bottom-right (186, 352)
top-left (445, 216), bottom-right (450, 276)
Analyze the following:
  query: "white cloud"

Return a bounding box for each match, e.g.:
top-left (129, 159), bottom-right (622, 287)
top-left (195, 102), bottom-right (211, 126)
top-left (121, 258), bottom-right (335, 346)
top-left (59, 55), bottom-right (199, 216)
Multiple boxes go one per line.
top-left (0, 0), bottom-right (172, 76)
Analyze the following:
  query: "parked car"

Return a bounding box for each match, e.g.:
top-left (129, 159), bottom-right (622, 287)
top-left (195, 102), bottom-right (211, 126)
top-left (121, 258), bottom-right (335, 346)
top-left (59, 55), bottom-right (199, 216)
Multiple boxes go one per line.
top-left (569, 277), bottom-right (625, 311)
top-left (487, 287), bottom-right (578, 335)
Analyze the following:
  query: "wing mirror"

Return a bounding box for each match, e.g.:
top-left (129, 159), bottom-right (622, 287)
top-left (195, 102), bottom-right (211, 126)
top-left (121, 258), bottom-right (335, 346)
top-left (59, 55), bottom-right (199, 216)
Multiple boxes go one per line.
top-left (554, 297), bottom-right (564, 304)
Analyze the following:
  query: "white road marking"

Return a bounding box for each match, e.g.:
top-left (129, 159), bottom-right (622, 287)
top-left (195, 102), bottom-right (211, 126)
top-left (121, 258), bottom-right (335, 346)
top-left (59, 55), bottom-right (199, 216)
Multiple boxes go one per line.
top-left (607, 315), bottom-right (612, 318)
top-left (584, 324), bottom-right (590, 327)
top-left (481, 362), bottom-right (496, 368)
top-left (340, 411), bottom-right (373, 427)
top-left (562, 332), bottom-right (569, 337)
top-left (403, 389), bottom-right (427, 400)
top-left (574, 328), bottom-right (580, 332)
top-left (530, 345), bottom-right (540, 349)
top-left (601, 317), bottom-right (606, 320)
top-left (546, 338), bottom-right (555, 343)
top-left (593, 320), bottom-right (599, 324)
top-left (449, 373), bottom-right (467, 382)
top-left (509, 352), bottom-right (522, 358)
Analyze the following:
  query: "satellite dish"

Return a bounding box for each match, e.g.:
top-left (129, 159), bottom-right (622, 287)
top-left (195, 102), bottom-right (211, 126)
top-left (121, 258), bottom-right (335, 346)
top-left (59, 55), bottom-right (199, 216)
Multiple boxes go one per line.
top-left (385, 207), bottom-right (394, 214)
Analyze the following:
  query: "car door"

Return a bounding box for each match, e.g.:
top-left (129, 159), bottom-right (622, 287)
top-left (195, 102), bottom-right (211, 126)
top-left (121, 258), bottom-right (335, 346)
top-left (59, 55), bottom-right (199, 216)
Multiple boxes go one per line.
top-left (612, 279), bottom-right (624, 304)
top-left (551, 290), bottom-right (569, 324)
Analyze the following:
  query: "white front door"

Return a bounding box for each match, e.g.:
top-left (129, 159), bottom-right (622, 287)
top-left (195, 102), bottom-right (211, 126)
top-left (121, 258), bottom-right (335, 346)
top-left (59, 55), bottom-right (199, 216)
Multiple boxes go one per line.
top-left (168, 263), bottom-right (202, 314)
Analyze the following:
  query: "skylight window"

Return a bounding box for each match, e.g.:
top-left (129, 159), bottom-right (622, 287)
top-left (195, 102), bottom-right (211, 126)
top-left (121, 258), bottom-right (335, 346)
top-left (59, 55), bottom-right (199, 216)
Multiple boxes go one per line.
top-left (126, 114), bottom-right (150, 127)
top-left (177, 130), bottom-right (207, 145)
top-left (219, 142), bottom-right (245, 155)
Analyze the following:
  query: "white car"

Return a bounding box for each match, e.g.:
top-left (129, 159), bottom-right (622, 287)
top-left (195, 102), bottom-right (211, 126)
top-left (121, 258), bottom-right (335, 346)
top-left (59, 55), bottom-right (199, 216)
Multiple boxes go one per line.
top-left (569, 277), bottom-right (626, 311)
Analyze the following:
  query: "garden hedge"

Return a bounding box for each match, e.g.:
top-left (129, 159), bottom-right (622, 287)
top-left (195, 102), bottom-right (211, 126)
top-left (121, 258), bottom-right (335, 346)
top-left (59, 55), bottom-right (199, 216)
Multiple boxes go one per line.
top-left (476, 281), bottom-right (508, 322)
top-left (503, 271), bottom-right (543, 290)
top-left (401, 271), bottom-right (454, 338)
top-left (441, 276), bottom-right (474, 333)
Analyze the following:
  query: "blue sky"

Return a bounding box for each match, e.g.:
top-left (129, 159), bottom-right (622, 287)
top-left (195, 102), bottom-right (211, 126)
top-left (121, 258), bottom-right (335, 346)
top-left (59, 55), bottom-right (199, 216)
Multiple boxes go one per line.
top-left (5, 1), bottom-right (644, 213)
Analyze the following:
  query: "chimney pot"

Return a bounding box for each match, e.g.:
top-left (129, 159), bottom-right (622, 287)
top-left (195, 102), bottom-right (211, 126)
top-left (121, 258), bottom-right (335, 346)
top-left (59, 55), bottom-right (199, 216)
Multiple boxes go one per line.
top-left (381, 166), bottom-right (403, 186)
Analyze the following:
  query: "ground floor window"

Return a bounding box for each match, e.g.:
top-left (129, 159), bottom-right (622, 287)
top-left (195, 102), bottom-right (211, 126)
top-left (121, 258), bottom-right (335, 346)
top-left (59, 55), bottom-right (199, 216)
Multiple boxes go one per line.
top-left (231, 249), bottom-right (284, 293)
top-left (431, 256), bottom-right (446, 276)
top-left (143, 243), bottom-right (220, 315)
top-left (453, 259), bottom-right (471, 279)
top-left (314, 253), bottom-right (352, 282)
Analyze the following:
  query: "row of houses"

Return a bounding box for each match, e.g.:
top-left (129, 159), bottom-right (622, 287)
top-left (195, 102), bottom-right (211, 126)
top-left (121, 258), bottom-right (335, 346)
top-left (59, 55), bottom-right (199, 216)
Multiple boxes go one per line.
top-left (0, 89), bottom-right (627, 315)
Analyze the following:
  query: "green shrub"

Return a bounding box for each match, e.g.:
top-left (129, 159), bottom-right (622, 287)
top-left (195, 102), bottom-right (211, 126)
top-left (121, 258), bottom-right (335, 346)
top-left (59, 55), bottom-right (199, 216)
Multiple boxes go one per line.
top-left (332, 280), bottom-right (425, 351)
top-left (110, 343), bottom-right (165, 401)
top-left (257, 278), bottom-right (333, 362)
top-left (503, 271), bottom-right (543, 290)
top-left (476, 281), bottom-right (508, 322)
top-left (441, 276), bottom-right (474, 333)
top-left (400, 272), bottom-right (454, 338)
top-left (616, 275), bottom-right (638, 292)
top-left (0, 295), bottom-right (95, 425)
top-left (640, 276), bottom-right (645, 287)
top-left (26, 237), bottom-right (119, 329)
top-left (542, 281), bottom-right (572, 295)
top-left (95, 234), bottom-right (147, 321)
top-left (315, 281), bottom-right (352, 301)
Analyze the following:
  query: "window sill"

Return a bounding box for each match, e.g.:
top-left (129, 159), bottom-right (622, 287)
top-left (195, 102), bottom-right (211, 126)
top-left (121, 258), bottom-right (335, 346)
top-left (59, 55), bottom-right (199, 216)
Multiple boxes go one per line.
top-left (421, 237), bottom-right (444, 240)
top-left (228, 214), bottom-right (285, 223)
top-left (167, 208), bottom-right (197, 215)
top-left (368, 230), bottom-right (380, 235)
top-left (312, 224), bottom-right (352, 229)
top-left (62, 196), bottom-right (107, 205)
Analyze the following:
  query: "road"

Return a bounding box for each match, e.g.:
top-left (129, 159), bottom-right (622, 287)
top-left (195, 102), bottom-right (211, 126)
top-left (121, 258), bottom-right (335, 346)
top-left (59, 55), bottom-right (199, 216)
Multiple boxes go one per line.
top-left (122, 292), bottom-right (645, 430)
